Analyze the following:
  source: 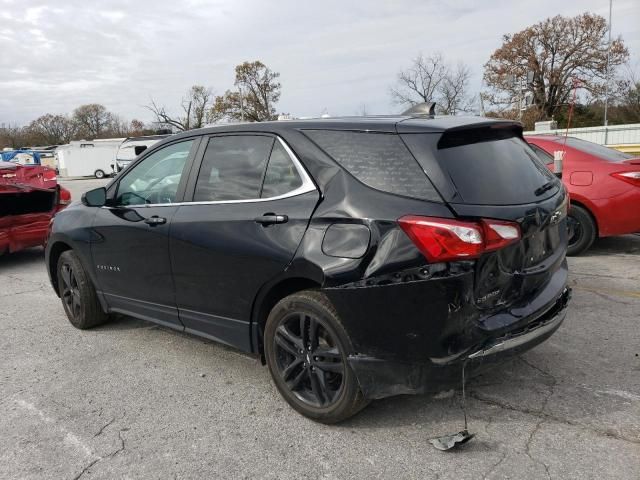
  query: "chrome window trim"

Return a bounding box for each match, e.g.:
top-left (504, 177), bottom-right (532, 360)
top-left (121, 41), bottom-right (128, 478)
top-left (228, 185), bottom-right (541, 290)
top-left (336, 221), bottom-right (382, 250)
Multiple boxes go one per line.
top-left (106, 136), bottom-right (316, 208)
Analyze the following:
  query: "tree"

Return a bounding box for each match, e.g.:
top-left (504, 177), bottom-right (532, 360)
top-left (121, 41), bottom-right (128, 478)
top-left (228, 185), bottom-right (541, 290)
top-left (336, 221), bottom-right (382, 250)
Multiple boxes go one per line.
top-left (129, 119), bottom-right (146, 136)
top-left (483, 12), bottom-right (629, 120)
top-left (390, 53), bottom-right (472, 114)
top-left (27, 114), bottom-right (76, 145)
top-left (0, 124), bottom-right (30, 149)
top-left (72, 104), bottom-right (116, 139)
top-left (616, 66), bottom-right (640, 119)
top-left (212, 61), bottom-right (281, 122)
top-left (147, 85), bottom-right (213, 131)
top-left (438, 63), bottom-right (474, 115)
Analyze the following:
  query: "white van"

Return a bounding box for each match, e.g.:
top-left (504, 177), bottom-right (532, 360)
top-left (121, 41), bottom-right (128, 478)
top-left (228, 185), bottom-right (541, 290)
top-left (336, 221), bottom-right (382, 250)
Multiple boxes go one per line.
top-left (115, 135), bottom-right (171, 172)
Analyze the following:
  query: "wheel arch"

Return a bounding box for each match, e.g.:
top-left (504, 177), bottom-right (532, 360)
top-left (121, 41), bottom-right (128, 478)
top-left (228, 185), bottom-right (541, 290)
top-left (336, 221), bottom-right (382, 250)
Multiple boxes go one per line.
top-left (250, 276), bottom-right (322, 360)
top-left (569, 197), bottom-right (600, 238)
top-left (48, 240), bottom-right (73, 296)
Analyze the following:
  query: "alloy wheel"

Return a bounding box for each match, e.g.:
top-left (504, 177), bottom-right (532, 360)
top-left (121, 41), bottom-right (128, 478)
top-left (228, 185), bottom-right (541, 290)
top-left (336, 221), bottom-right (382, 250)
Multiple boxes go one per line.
top-left (273, 313), bottom-right (345, 408)
top-left (60, 263), bottom-right (81, 320)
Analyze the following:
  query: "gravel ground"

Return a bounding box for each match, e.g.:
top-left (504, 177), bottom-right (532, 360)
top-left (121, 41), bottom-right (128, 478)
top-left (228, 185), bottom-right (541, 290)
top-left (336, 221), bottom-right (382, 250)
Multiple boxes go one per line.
top-left (1, 179), bottom-right (639, 479)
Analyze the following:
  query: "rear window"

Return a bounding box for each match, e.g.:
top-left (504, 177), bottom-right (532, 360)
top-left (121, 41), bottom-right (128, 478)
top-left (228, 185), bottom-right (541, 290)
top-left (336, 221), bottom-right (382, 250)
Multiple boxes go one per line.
top-left (303, 130), bottom-right (441, 202)
top-left (432, 129), bottom-right (557, 205)
top-left (557, 137), bottom-right (634, 162)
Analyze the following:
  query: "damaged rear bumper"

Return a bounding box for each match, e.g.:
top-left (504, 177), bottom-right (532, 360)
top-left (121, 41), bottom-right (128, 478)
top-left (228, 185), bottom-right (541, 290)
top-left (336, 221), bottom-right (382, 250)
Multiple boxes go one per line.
top-left (347, 287), bottom-right (570, 400)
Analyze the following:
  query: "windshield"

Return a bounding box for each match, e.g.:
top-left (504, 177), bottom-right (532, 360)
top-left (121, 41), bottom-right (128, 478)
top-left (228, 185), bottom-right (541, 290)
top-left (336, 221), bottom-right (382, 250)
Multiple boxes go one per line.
top-left (557, 137), bottom-right (634, 162)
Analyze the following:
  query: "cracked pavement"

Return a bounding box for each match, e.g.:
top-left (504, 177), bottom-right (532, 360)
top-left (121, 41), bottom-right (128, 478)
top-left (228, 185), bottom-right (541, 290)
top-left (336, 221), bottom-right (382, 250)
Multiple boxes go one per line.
top-left (0, 179), bottom-right (639, 479)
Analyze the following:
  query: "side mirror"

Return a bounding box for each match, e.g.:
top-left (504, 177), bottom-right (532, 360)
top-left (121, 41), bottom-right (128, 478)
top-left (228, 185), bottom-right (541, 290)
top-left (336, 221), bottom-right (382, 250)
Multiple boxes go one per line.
top-left (82, 187), bottom-right (107, 207)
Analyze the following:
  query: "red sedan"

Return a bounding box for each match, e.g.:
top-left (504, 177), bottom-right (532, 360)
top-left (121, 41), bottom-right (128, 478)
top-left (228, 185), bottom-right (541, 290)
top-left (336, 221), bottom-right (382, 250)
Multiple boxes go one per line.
top-left (526, 135), bottom-right (640, 255)
top-left (0, 161), bottom-right (71, 255)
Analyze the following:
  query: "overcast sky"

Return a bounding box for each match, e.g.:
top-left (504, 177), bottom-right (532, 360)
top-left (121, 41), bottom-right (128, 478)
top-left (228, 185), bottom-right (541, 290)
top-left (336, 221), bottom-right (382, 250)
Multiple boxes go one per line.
top-left (1, 0), bottom-right (638, 126)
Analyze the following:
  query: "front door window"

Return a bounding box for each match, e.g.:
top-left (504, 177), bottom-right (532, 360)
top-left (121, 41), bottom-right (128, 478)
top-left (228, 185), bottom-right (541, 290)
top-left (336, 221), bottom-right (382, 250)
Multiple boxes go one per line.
top-left (116, 140), bottom-right (194, 206)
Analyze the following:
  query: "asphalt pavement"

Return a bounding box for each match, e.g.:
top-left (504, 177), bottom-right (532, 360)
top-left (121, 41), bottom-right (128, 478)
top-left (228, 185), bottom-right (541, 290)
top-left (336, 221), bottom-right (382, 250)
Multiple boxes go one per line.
top-left (1, 179), bottom-right (638, 479)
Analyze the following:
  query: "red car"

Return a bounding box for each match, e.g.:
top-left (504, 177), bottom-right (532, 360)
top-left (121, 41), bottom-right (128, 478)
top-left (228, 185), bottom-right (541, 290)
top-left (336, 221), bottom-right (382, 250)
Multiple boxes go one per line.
top-left (0, 161), bottom-right (71, 255)
top-left (526, 135), bottom-right (640, 255)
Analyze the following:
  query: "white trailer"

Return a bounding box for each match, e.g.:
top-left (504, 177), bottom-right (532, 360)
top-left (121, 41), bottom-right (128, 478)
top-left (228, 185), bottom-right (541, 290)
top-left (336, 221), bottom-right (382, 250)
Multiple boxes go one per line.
top-left (55, 138), bottom-right (125, 178)
top-left (115, 134), bottom-right (171, 172)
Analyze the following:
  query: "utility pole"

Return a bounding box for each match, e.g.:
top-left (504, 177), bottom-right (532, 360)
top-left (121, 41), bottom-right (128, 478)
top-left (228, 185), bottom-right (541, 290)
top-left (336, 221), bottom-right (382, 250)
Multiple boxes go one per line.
top-left (603, 0), bottom-right (613, 130)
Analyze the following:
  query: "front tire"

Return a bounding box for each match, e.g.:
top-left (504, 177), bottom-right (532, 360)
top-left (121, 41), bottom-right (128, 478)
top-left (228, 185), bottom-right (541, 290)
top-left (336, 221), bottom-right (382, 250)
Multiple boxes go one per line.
top-left (264, 291), bottom-right (368, 424)
top-left (94, 169), bottom-right (105, 179)
top-left (57, 250), bottom-right (109, 329)
top-left (567, 204), bottom-right (596, 256)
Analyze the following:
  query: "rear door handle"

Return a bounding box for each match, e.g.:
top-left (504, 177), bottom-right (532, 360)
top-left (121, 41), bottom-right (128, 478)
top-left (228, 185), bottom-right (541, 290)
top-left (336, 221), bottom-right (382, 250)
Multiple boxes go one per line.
top-left (144, 215), bottom-right (166, 226)
top-left (254, 213), bottom-right (288, 226)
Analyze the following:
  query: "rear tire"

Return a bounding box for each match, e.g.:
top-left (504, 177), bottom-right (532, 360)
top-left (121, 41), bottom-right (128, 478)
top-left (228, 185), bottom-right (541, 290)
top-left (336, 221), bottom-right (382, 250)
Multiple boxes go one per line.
top-left (57, 250), bottom-right (109, 329)
top-left (264, 290), bottom-right (369, 424)
top-left (567, 204), bottom-right (596, 256)
top-left (94, 169), bottom-right (105, 179)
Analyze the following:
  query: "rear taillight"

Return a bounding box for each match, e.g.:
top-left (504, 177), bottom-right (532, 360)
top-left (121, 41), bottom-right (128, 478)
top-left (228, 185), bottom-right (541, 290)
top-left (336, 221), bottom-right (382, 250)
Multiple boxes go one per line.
top-left (611, 171), bottom-right (640, 187)
top-left (398, 216), bottom-right (520, 263)
top-left (58, 188), bottom-right (72, 205)
top-left (481, 219), bottom-right (520, 252)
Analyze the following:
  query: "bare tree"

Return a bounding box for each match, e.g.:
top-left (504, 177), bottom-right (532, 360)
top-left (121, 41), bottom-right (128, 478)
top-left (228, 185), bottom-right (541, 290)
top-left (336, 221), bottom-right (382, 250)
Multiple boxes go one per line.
top-left (27, 114), bottom-right (76, 145)
top-left (391, 53), bottom-right (447, 107)
top-left (72, 104), bottom-right (116, 139)
top-left (391, 53), bottom-right (472, 114)
top-left (439, 63), bottom-right (473, 115)
top-left (128, 119), bottom-right (147, 137)
top-left (212, 61), bottom-right (281, 122)
top-left (0, 124), bottom-right (30, 149)
top-left (147, 85), bottom-right (214, 131)
top-left (483, 12), bottom-right (629, 120)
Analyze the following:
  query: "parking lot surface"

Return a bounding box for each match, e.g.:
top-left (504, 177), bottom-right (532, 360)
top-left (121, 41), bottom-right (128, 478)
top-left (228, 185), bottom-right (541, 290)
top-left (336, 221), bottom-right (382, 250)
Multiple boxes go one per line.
top-left (1, 179), bottom-right (639, 479)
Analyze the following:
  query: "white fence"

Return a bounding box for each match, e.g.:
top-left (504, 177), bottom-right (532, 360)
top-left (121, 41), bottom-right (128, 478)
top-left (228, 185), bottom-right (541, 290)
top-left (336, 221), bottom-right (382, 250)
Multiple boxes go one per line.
top-left (524, 123), bottom-right (640, 146)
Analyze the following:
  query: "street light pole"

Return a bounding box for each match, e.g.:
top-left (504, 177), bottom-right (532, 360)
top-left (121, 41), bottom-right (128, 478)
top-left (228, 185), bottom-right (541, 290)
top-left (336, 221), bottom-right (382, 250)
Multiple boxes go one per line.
top-left (603, 0), bottom-right (612, 128)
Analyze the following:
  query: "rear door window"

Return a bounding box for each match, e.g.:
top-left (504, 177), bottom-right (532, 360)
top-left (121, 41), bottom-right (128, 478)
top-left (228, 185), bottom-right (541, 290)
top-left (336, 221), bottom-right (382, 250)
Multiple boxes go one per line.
top-left (425, 128), bottom-right (557, 205)
top-left (193, 135), bottom-right (274, 201)
top-left (261, 141), bottom-right (303, 198)
top-left (303, 130), bottom-right (441, 202)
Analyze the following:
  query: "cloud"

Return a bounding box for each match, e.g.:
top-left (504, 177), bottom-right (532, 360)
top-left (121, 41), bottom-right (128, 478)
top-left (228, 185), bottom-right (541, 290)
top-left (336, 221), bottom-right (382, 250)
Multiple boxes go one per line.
top-left (1, 0), bottom-right (638, 125)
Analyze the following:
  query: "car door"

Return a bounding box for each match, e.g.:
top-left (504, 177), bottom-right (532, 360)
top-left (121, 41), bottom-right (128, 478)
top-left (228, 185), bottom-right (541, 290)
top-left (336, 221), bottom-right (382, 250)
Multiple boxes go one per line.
top-left (92, 138), bottom-right (200, 328)
top-left (170, 133), bottom-right (319, 350)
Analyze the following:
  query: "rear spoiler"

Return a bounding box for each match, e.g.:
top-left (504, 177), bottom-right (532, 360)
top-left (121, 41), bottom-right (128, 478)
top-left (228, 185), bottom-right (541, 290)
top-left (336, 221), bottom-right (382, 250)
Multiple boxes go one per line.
top-left (437, 123), bottom-right (523, 150)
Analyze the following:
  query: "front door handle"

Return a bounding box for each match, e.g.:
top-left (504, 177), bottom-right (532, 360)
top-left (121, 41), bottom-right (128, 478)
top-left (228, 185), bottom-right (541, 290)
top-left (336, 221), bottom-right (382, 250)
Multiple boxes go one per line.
top-left (144, 215), bottom-right (166, 226)
top-left (254, 213), bottom-right (288, 226)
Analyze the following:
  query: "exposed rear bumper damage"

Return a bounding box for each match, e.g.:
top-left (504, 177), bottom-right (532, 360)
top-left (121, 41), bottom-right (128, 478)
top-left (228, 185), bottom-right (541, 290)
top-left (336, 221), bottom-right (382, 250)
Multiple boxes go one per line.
top-left (325, 262), bottom-right (570, 400)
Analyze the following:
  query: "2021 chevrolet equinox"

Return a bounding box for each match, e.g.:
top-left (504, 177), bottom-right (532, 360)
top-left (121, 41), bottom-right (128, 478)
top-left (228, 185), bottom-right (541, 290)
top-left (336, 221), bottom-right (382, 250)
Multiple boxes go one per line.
top-left (45, 108), bottom-right (571, 423)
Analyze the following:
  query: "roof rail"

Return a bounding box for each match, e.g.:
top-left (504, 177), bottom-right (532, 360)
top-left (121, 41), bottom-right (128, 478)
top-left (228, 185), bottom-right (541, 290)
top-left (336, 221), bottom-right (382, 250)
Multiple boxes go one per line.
top-left (402, 102), bottom-right (436, 117)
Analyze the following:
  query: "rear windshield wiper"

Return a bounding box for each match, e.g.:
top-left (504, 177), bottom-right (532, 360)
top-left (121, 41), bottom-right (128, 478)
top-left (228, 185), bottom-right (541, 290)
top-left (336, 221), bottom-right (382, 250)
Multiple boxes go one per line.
top-left (534, 181), bottom-right (556, 196)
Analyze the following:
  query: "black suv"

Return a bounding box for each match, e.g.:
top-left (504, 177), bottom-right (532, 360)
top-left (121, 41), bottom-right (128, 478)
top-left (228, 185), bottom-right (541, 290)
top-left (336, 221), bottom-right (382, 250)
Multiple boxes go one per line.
top-left (45, 110), bottom-right (571, 423)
